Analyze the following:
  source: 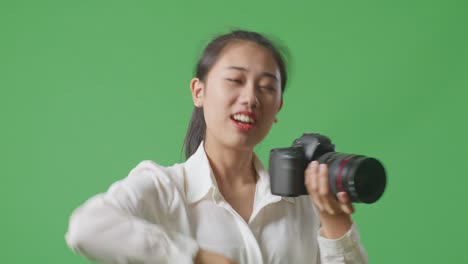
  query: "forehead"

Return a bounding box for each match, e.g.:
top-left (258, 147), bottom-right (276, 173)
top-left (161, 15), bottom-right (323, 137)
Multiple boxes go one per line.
top-left (212, 41), bottom-right (280, 76)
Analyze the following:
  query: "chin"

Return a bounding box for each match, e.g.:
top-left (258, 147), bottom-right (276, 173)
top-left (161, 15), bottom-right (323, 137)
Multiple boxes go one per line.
top-left (218, 136), bottom-right (255, 151)
top-left (232, 134), bottom-right (266, 151)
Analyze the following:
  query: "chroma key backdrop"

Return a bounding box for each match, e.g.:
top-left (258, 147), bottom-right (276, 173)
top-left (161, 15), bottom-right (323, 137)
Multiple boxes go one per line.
top-left (1, 0), bottom-right (467, 263)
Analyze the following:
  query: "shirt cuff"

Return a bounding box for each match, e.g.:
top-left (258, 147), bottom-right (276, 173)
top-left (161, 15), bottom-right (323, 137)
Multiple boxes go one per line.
top-left (317, 223), bottom-right (362, 256)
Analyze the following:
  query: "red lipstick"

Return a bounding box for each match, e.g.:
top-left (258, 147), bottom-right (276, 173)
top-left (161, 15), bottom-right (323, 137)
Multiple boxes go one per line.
top-left (231, 111), bottom-right (257, 131)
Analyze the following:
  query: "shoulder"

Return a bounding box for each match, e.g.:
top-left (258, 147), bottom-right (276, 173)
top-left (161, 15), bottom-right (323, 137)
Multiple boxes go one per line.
top-left (108, 160), bottom-right (188, 207)
top-left (125, 160), bottom-right (187, 193)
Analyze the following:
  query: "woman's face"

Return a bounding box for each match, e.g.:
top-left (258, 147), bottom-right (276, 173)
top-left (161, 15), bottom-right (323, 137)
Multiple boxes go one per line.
top-left (191, 41), bottom-right (283, 151)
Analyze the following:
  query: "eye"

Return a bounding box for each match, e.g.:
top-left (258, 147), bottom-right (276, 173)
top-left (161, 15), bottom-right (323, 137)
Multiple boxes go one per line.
top-left (226, 78), bottom-right (242, 84)
top-left (259, 85), bottom-right (277, 92)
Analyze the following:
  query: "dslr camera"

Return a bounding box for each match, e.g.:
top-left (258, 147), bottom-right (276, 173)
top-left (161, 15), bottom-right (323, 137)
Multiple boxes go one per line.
top-left (269, 133), bottom-right (386, 203)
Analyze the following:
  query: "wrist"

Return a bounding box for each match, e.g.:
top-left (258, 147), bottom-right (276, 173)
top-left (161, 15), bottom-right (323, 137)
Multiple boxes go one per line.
top-left (194, 249), bottom-right (203, 264)
top-left (319, 213), bottom-right (352, 239)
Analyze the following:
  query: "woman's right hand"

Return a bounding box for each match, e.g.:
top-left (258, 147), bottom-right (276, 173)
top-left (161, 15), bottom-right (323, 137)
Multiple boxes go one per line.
top-left (194, 249), bottom-right (238, 264)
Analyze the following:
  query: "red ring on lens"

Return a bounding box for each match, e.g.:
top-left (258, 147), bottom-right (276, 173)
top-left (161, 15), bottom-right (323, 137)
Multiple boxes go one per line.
top-left (336, 156), bottom-right (355, 193)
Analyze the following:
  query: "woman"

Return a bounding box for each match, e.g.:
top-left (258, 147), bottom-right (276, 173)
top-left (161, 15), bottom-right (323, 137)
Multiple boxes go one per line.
top-left (66, 30), bottom-right (368, 264)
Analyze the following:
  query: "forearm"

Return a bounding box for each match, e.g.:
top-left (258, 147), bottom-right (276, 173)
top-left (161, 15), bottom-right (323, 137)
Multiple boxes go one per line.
top-left (66, 193), bottom-right (199, 263)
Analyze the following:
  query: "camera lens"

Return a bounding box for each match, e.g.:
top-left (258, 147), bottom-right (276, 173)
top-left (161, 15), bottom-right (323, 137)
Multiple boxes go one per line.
top-left (318, 152), bottom-right (386, 203)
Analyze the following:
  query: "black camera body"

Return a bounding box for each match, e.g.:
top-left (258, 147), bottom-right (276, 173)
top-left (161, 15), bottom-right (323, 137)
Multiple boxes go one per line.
top-left (269, 133), bottom-right (386, 204)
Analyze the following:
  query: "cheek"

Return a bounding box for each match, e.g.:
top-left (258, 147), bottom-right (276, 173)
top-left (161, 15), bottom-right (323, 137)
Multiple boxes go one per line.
top-left (260, 97), bottom-right (281, 115)
top-left (203, 89), bottom-right (235, 121)
top-left (206, 87), bottom-right (237, 108)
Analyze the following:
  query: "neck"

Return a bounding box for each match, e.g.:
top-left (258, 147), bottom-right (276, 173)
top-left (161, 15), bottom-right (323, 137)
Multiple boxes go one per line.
top-left (204, 139), bottom-right (257, 187)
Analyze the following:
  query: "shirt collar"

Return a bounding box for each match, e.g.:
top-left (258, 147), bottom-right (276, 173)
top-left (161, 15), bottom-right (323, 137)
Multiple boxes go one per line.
top-left (184, 142), bottom-right (217, 204)
top-left (184, 142), bottom-right (295, 204)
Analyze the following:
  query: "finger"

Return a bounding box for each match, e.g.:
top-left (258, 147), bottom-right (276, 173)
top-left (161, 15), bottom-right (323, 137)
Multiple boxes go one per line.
top-left (337, 192), bottom-right (355, 214)
top-left (307, 161), bottom-right (324, 211)
top-left (305, 160), bottom-right (319, 189)
top-left (318, 164), bottom-right (342, 215)
top-left (305, 161), bottom-right (324, 211)
top-left (336, 192), bottom-right (350, 204)
top-left (321, 196), bottom-right (341, 215)
top-left (318, 164), bottom-right (329, 196)
top-left (311, 191), bottom-right (324, 212)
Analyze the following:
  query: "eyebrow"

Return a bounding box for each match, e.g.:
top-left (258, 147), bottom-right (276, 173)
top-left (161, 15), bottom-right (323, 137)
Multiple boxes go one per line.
top-left (225, 66), bottom-right (278, 81)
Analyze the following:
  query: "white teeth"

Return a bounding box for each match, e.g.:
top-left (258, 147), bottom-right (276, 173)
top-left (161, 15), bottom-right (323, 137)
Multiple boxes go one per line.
top-left (233, 114), bottom-right (254, 124)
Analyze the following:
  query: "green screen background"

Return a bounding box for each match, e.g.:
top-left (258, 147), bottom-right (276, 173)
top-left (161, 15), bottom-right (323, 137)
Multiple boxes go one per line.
top-left (2, 0), bottom-right (467, 263)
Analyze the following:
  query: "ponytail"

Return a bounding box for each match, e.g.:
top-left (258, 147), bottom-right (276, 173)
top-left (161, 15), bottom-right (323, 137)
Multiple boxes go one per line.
top-left (184, 107), bottom-right (205, 159)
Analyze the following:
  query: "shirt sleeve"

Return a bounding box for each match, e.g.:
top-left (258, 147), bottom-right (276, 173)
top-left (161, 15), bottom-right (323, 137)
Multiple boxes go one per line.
top-left (317, 224), bottom-right (369, 264)
top-left (65, 161), bottom-right (199, 264)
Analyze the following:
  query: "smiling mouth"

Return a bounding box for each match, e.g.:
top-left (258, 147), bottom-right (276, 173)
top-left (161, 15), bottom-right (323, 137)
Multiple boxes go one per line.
top-left (230, 113), bottom-right (257, 131)
top-left (231, 113), bottom-right (256, 124)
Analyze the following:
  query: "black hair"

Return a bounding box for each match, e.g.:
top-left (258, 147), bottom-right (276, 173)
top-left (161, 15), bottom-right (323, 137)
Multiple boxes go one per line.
top-left (183, 30), bottom-right (288, 159)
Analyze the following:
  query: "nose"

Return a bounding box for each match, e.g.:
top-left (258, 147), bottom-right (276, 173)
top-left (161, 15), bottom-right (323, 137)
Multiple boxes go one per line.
top-left (241, 84), bottom-right (259, 109)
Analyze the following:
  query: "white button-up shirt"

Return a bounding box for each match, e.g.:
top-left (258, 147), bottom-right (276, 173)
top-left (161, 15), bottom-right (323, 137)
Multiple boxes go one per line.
top-left (66, 143), bottom-right (368, 263)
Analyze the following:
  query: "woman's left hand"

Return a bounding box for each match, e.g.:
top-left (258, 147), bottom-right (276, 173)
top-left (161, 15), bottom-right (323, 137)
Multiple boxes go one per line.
top-left (304, 160), bottom-right (354, 239)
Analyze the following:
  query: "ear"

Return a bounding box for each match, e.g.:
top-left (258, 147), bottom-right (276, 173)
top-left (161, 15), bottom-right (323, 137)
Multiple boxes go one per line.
top-left (190, 78), bottom-right (204, 107)
top-left (274, 100), bottom-right (283, 123)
